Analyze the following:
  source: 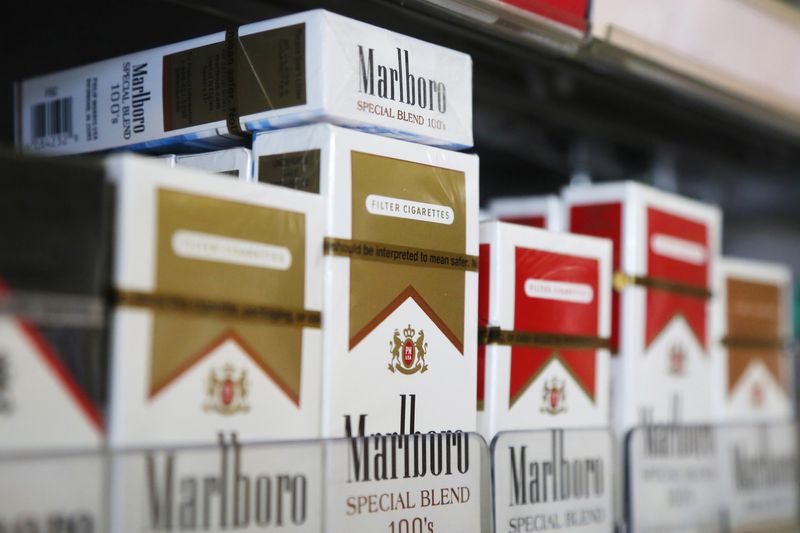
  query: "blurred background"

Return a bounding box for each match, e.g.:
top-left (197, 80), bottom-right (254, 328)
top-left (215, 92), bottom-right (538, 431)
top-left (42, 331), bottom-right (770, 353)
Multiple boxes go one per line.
top-left (4, 0), bottom-right (800, 334)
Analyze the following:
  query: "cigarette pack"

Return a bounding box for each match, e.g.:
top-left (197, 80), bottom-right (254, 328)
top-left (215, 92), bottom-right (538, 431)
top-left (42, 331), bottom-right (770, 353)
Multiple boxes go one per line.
top-left (713, 257), bottom-right (793, 421)
top-left (478, 221), bottom-right (611, 438)
top-left (253, 124), bottom-right (479, 437)
top-left (16, 10), bottom-right (472, 155)
top-left (563, 181), bottom-right (721, 433)
top-left (487, 194), bottom-right (564, 231)
top-left (107, 156), bottom-right (324, 446)
top-left (176, 147), bottom-right (253, 181)
top-left (0, 153), bottom-right (112, 451)
top-left (0, 153), bottom-right (324, 449)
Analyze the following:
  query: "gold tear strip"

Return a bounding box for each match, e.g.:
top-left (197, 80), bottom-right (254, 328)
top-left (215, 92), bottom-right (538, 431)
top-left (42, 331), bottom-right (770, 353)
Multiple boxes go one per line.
top-left (613, 271), bottom-right (712, 299)
top-left (114, 290), bottom-right (321, 328)
top-left (721, 336), bottom-right (787, 350)
top-left (323, 237), bottom-right (479, 272)
top-left (478, 326), bottom-right (610, 350)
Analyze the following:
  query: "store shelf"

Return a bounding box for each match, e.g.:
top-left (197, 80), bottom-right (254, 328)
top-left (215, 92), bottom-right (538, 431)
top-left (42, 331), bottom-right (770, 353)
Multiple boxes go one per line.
top-left (3, 3), bottom-right (800, 530)
top-left (6, 0), bottom-right (800, 263)
top-left (6, 0), bottom-right (800, 186)
top-left (1, 423), bottom-right (797, 532)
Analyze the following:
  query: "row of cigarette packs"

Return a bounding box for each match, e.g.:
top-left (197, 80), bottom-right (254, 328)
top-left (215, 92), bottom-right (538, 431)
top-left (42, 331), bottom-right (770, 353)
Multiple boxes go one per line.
top-left (2, 123), bottom-right (793, 454)
top-left (486, 188), bottom-right (794, 437)
top-left (0, 124), bottom-right (479, 451)
top-left (15, 10), bottom-right (473, 154)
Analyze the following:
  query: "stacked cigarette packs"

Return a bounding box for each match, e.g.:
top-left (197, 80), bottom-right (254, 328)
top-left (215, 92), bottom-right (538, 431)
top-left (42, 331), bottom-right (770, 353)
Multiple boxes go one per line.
top-left (713, 257), bottom-right (794, 421)
top-left (563, 182), bottom-right (721, 432)
top-left (16, 10), bottom-right (472, 155)
top-left (478, 221), bottom-right (611, 438)
top-left (253, 124), bottom-right (479, 437)
top-left (488, 194), bottom-right (564, 230)
top-left (0, 152), bottom-right (325, 449)
top-left (176, 147), bottom-right (253, 180)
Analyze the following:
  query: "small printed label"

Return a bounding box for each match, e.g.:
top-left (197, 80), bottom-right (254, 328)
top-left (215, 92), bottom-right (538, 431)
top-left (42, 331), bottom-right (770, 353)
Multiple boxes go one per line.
top-left (112, 434), bottom-right (321, 532)
top-left (720, 424), bottom-right (799, 531)
top-left (650, 234), bottom-right (707, 265)
top-left (366, 194), bottom-right (454, 225)
top-left (258, 150), bottom-right (320, 193)
top-left (524, 279), bottom-right (594, 304)
top-left (493, 429), bottom-right (613, 533)
top-left (627, 425), bottom-right (721, 533)
top-left (172, 230), bottom-right (291, 270)
top-left (328, 420), bottom-right (486, 532)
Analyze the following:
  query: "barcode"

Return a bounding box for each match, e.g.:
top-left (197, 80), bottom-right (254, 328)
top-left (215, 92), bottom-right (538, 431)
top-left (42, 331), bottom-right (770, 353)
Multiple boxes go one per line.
top-left (31, 97), bottom-right (73, 139)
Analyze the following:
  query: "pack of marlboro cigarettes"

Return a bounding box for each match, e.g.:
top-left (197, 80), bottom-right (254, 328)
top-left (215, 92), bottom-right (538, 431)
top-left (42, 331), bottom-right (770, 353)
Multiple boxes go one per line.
top-left (252, 124), bottom-right (479, 437)
top-left (176, 147), bottom-right (253, 181)
top-left (563, 181), bottom-right (721, 433)
top-left (0, 152), bottom-right (324, 449)
top-left (488, 194), bottom-right (564, 231)
top-left (16, 10), bottom-right (472, 155)
top-left (478, 221), bottom-right (611, 438)
top-left (712, 257), bottom-right (794, 421)
top-left (0, 153), bottom-right (112, 452)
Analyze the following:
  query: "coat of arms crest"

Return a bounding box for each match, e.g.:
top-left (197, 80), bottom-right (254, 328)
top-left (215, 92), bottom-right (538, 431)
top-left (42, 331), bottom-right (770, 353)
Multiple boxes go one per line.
top-left (669, 344), bottom-right (686, 376)
top-left (203, 363), bottom-right (249, 415)
top-left (388, 324), bottom-right (429, 375)
top-left (541, 376), bottom-right (566, 415)
top-left (751, 382), bottom-right (764, 407)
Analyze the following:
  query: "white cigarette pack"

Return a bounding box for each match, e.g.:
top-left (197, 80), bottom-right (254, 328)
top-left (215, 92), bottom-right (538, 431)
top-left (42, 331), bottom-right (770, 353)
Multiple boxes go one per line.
top-left (107, 156), bottom-right (324, 446)
top-left (713, 257), bottom-right (794, 422)
top-left (487, 194), bottom-right (564, 231)
top-left (16, 10), bottom-right (472, 155)
top-left (176, 147), bottom-right (253, 181)
top-left (253, 124), bottom-right (479, 437)
top-left (563, 181), bottom-right (721, 434)
top-left (477, 222), bottom-right (611, 438)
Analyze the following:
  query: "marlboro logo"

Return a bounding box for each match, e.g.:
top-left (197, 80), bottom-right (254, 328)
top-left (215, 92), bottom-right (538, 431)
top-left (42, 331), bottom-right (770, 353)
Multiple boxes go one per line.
top-left (203, 364), bottom-right (249, 415)
top-left (357, 46), bottom-right (447, 114)
top-left (389, 324), bottom-right (429, 375)
top-left (540, 377), bottom-right (566, 415)
top-left (0, 354), bottom-right (10, 414)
